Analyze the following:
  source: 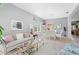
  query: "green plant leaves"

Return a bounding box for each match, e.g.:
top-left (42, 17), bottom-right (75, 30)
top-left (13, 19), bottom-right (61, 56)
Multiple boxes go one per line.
top-left (0, 25), bottom-right (4, 42)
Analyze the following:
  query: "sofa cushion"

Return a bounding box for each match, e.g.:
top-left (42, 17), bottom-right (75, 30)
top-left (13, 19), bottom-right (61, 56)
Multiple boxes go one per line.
top-left (6, 38), bottom-right (30, 48)
top-left (16, 33), bottom-right (23, 40)
top-left (23, 32), bottom-right (30, 38)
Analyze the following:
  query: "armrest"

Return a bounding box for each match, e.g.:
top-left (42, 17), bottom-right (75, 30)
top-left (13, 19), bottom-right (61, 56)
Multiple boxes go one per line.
top-left (0, 41), bottom-right (7, 54)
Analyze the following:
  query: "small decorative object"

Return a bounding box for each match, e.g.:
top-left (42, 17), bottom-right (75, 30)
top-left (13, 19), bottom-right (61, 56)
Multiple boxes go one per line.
top-left (42, 20), bottom-right (46, 25)
top-left (47, 23), bottom-right (53, 30)
top-left (11, 20), bottom-right (23, 30)
top-left (0, 25), bottom-right (4, 44)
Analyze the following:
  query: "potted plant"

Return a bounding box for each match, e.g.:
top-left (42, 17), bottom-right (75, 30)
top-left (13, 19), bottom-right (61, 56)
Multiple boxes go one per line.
top-left (0, 25), bottom-right (4, 44)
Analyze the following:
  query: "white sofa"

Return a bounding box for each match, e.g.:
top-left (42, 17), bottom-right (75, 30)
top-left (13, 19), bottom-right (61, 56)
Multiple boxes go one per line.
top-left (0, 32), bottom-right (44, 55)
top-left (0, 33), bottom-right (33, 54)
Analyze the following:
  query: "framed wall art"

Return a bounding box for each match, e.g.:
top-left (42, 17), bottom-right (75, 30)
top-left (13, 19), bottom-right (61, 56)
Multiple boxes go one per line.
top-left (11, 20), bottom-right (23, 30)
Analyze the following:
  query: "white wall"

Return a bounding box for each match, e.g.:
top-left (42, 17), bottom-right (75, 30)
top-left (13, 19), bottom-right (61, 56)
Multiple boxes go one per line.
top-left (0, 3), bottom-right (43, 35)
top-left (47, 17), bottom-right (68, 28)
top-left (46, 17), bottom-right (68, 36)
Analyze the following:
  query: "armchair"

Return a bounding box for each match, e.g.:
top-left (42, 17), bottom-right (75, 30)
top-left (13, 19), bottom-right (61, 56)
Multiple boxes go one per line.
top-left (55, 29), bottom-right (63, 40)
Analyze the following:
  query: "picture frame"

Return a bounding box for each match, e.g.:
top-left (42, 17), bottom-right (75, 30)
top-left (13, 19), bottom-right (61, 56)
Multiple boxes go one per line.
top-left (11, 20), bottom-right (23, 30)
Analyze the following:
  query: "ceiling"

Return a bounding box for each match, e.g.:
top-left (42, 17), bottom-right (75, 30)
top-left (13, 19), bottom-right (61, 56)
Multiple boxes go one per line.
top-left (13, 3), bottom-right (78, 19)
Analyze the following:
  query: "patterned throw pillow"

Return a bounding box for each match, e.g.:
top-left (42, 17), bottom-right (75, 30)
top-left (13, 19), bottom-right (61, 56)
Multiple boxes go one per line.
top-left (3, 35), bottom-right (14, 44)
top-left (23, 32), bottom-right (30, 38)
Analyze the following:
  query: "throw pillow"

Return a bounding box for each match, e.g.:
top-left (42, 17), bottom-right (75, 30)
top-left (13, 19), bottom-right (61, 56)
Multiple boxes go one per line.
top-left (3, 35), bottom-right (14, 44)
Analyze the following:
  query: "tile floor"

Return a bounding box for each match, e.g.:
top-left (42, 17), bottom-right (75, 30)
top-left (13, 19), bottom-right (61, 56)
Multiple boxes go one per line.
top-left (7, 37), bottom-right (73, 55)
top-left (33, 37), bottom-right (73, 55)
